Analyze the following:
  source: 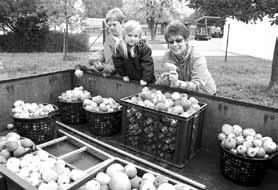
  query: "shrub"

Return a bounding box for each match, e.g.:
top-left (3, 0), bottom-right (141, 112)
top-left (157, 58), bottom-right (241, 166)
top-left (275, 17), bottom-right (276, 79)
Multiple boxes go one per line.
top-left (0, 31), bottom-right (89, 52)
top-left (45, 32), bottom-right (89, 52)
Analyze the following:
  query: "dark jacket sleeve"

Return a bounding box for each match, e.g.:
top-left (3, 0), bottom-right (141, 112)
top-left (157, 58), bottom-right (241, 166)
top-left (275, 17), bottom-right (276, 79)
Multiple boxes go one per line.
top-left (137, 43), bottom-right (155, 83)
top-left (112, 47), bottom-right (126, 77)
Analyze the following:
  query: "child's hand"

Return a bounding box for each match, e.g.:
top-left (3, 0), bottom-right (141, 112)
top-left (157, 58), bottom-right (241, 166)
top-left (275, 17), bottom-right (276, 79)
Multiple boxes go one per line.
top-left (140, 80), bottom-right (147, 86)
top-left (123, 76), bottom-right (130, 82)
top-left (74, 69), bottom-right (83, 78)
top-left (102, 64), bottom-right (115, 75)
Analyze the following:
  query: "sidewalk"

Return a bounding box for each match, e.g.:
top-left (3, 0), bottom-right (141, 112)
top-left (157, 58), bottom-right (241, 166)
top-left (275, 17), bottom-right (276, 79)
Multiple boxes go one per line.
top-left (88, 34), bottom-right (240, 57)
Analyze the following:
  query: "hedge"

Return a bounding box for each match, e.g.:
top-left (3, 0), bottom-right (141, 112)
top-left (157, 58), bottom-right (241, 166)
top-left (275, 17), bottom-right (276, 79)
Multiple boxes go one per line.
top-left (0, 31), bottom-right (89, 52)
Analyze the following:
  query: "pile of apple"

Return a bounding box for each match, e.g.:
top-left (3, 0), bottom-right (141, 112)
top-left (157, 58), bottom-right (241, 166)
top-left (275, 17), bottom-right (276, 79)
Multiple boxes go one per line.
top-left (124, 87), bottom-right (201, 117)
top-left (58, 86), bottom-right (91, 102)
top-left (83, 95), bottom-right (121, 113)
top-left (78, 162), bottom-right (191, 190)
top-left (5, 149), bottom-right (86, 190)
top-left (12, 100), bottom-right (56, 119)
top-left (0, 132), bottom-right (34, 164)
top-left (218, 124), bottom-right (277, 158)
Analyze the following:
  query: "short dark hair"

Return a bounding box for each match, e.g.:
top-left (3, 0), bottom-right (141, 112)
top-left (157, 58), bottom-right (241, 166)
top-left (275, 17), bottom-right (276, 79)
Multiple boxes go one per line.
top-left (105, 8), bottom-right (126, 24)
top-left (165, 20), bottom-right (190, 42)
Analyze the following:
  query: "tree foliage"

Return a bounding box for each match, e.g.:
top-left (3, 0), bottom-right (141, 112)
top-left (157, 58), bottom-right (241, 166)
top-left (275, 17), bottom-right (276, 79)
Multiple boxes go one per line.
top-left (84, 0), bottom-right (123, 18)
top-left (188, 0), bottom-right (278, 25)
top-left (188, 0), bottom-right (278, 88)
top-left (0, 0), bottom-right (47, 32)
top-left (0, 0), bottom-right (49, 52)
top-left (40, 0), bottom-right (86, 32)
top-left (123, 0), bottom-right (188, 39)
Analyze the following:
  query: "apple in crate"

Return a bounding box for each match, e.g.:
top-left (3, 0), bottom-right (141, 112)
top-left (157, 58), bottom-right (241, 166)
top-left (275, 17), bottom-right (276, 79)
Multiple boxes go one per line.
top-left (84, 96), bottom-right (121, 113)
top-left (218, 123), bottom-right (278, 158)
top-left (59, 86), bottom-right (91, 102)
top-left (109, 172), bottom-right (131, 190)
top-left (106, 163), bottom-right (125, 177)
top-left (223, 138), bottom-right (236, 150)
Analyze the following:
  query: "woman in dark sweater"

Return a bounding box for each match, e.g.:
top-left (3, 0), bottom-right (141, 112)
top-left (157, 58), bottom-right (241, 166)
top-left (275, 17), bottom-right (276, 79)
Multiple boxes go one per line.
top-left (113, 20), bottom-right (155, 85)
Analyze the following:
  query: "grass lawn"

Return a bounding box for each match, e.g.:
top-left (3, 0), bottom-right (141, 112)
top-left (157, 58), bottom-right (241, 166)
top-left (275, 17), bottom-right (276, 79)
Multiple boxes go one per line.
top-left (0, 52), bottom-right (277, 108)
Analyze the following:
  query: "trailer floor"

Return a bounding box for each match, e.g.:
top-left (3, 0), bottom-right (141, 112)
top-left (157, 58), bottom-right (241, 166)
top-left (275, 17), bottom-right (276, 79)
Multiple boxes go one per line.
top-left (59, 123), bottom-right (278, 190)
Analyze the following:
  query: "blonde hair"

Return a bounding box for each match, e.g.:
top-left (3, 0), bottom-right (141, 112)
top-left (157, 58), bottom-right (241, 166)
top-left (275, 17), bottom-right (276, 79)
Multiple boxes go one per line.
top-left (118, 20), bottom-right (143, 58)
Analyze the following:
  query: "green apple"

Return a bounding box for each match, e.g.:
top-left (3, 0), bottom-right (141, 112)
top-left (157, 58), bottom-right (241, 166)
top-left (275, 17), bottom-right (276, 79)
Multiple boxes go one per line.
top-left (223, 138), bottom-right (236, 150)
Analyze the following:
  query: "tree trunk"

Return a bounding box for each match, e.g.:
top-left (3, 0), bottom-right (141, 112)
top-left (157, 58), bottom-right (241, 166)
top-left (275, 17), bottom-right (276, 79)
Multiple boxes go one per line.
top-left (161, 23), bottom-right (165, 35)
top-left (147, 19), bottom-right (155, 40)
top-left (63, 0), bottom-right (68, 60)
top-left (154, 23), bottom-right (158, 37)
top-left (269, 37), bottom-right (278, 88)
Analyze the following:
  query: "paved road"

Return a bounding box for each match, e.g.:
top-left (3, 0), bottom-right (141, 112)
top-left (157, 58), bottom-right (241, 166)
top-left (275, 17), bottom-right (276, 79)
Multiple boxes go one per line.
top-left (89, 35), bottom-right (241, 57)
top-left (149, 38), bottom-right (241, 57)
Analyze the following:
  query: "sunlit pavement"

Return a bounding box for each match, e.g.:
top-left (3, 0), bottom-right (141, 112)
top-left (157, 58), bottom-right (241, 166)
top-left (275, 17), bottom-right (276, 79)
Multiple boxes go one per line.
top-left (88, 35), bottom-right (241, 57)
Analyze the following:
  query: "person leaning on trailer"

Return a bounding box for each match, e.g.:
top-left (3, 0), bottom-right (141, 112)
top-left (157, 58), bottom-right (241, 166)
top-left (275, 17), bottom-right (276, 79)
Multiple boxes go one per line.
top-left (156, 20), bottom-right (217, 95)
top-left (75, 7), bottom-right (126, 78)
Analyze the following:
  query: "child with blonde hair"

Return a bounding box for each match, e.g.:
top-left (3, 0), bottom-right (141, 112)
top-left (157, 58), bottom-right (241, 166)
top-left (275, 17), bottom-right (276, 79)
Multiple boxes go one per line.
top-left (113, 20), bottom-right (155, 85)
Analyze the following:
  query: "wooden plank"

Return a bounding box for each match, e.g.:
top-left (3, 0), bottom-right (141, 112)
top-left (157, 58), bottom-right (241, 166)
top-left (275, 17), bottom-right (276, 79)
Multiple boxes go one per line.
top-left (37, 135), bottom-right (68, 148)
top-left (114, 157), bottom-right (200, 190)
top-left (65, 136), bottom-right (108, 161)
top-left (58, 129), bottom-right (113, 159)
top-left (57, 121), bottom-right (206, 190)
top-left (67, 158), bottom-right (115, 190)
top-left (58, 146), bottom-right (87, 160)
top-left (0, 165), bottom-right (37, 190)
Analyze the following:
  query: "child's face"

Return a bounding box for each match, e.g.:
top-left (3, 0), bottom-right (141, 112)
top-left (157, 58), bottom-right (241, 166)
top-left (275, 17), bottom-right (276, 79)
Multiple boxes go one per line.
top-left (125, 29), bottom-right (141, 46)
top-left (167, 35), bottom-right (188, 56)
top-left (107, 20), bottom-right (122, 37)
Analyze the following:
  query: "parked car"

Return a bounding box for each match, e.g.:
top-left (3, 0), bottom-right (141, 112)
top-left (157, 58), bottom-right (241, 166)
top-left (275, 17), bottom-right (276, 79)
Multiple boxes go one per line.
top-left (195, 24), bottom-right (211, 41)
top-left (211, 26), bottom-right (223, 38)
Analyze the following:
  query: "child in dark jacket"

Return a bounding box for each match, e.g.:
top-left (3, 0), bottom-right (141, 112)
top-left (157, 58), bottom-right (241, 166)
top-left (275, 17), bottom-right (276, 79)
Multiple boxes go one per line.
top-left (113, 20), bottom-right (155, 85)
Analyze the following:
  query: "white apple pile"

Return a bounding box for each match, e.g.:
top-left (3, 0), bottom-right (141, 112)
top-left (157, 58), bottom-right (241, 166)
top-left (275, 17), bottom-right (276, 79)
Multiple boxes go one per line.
top-left (12, 100), bottom-right (56, 119)
top-left (5, 149), bottom-right (86, 190)
top-left (83, 96), bottom-right (121, 113)
top-left (124, 87), bottom-right (201, 118)
top-left (0, 132), bottom-right (34, 164)
top-left (218, 124), bottom-right (278, 158)
top-left (59, 86), bottom-right (91, 102)
top-left (78, 163), bottom-right (191, 190)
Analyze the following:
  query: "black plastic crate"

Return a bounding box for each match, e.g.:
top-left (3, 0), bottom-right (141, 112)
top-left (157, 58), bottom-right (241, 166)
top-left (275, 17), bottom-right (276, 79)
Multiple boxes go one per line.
top-left (219, 141), bottom-right (277, 186)
top-left (120, 95), bottom-right (207, 168)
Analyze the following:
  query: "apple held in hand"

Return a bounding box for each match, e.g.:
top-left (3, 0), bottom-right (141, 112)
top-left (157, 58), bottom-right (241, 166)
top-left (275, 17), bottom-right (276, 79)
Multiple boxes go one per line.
top-left (74, 69), bottom-right (84, 78)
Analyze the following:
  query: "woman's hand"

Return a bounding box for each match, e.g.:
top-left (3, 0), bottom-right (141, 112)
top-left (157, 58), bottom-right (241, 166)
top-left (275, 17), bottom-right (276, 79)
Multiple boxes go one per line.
top-left (74, 69), bottom-right (84, 78)
top-left (123, 76), bottom-right (130, 82)
top-left (140, 80), bottom-right (147, 86)
top-left (168, 73), bottom-right (180, 88)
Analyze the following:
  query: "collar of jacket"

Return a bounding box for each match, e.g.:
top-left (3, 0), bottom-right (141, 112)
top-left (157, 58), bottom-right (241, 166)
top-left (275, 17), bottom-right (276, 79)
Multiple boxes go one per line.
top-left (169, 44), bottom-right (193, 66)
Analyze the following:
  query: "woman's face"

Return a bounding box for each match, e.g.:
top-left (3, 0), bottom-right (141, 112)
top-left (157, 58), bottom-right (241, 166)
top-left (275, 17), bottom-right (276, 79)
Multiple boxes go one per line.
top-left (167, 35), bottom-right (188, 56)
top-left (125, 29), bottom-right (141, 46)
top-left (107, 20), bottom-right (122, 37)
